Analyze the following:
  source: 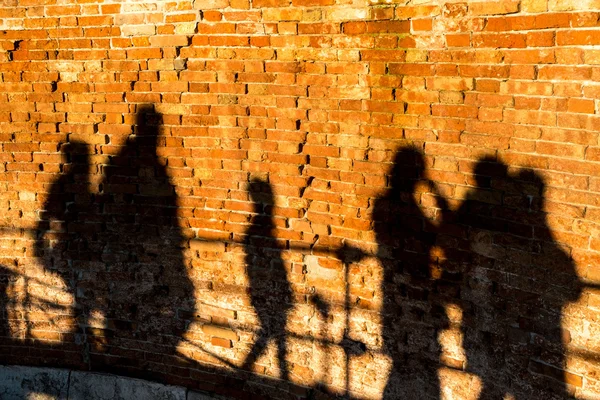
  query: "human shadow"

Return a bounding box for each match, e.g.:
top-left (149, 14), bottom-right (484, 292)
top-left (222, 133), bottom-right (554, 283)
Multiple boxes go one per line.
top-left (35, 140), bottom-right (94, 350)
top-left (440, 158), bottom-right (583, 399)
top-left (371, 147), bottom-right (447, 399)
top-left (35, 106), bottom-right (196, 375)
top-left (91, 105), bottom-right (195, 368)
top-left (241, 179), bottom-right (292, 381)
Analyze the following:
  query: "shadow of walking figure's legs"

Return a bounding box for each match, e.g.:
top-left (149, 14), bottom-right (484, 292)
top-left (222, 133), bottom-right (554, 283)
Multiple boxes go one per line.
top-left (241, 179), bottom-right (292, 380)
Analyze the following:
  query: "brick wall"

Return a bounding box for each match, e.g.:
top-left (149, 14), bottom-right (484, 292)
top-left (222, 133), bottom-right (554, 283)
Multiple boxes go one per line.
top-left (1, 0), bottom-right (600, 398)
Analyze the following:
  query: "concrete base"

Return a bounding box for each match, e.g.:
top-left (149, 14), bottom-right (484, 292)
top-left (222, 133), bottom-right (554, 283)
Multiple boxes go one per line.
top-left (0, 365), bottom-right (220, 400)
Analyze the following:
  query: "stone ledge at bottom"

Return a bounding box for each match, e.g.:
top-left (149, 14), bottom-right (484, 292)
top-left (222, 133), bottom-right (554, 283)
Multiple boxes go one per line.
top-left (0, 365), bottom-right (221, 400)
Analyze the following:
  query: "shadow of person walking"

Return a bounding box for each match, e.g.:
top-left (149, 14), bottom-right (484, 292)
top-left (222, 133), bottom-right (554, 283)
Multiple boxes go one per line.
top-left (92, 105), bottom-right (196, 371)
top-left (35, 140), bottom-right (95, 354)
top-left (372, 147), bottom-right (447, 399)
top-left (241, 179), bottom-right (292, 381)
top-left (442, 157), bottom-right (583, 399)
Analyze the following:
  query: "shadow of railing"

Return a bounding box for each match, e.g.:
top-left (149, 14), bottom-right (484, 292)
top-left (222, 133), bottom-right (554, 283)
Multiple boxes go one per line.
top-left (0, 225), bottom-right (376, 398)
top-left (1, 221), bottom-right (599, 399)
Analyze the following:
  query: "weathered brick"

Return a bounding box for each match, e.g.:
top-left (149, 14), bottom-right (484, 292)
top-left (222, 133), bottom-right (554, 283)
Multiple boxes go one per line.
top-left (0, 3), bottom-right (598, 400)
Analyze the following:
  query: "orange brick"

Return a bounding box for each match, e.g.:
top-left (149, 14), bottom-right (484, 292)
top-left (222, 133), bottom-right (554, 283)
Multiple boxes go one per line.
top-left (472, 33), bottom-right (526, 48)
top-left (557, 30), bottom-right (600, 46)
top-left (568, 98), bottom-right (595, 114)
top-left (469, 1), bottom-right (519, 15)
top-left (526, 31), bottom-right (555, 47)
top-left (412, 18), bottom-right (433, 31)
top-left (446, 34), bottom-right (470, 47)
top-left (203, 10), bottom-right (222, 21)
top-left (210, 337), bottom-right (232, 348)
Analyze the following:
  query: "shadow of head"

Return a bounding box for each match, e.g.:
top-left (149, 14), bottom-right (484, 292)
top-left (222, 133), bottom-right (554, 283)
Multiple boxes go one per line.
top-left (473, 156), bottom-right (545, 210)
top-left (59, 140), bottom-right (90, 174)
top-left (472, 156), bottom-right (509, 189)
top-left (135, 104), bottom-right (161, 146)
top-left (248, 178), bottom-right (274, 214)
top-left (389, 147), bottom-right (425, 193)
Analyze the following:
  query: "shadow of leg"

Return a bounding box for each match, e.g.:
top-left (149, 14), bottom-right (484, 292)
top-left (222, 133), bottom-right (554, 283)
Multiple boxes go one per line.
top-left (276, 333), bottom-right (289, 381)
top-left (241, 329), bottom-right (269, 373)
